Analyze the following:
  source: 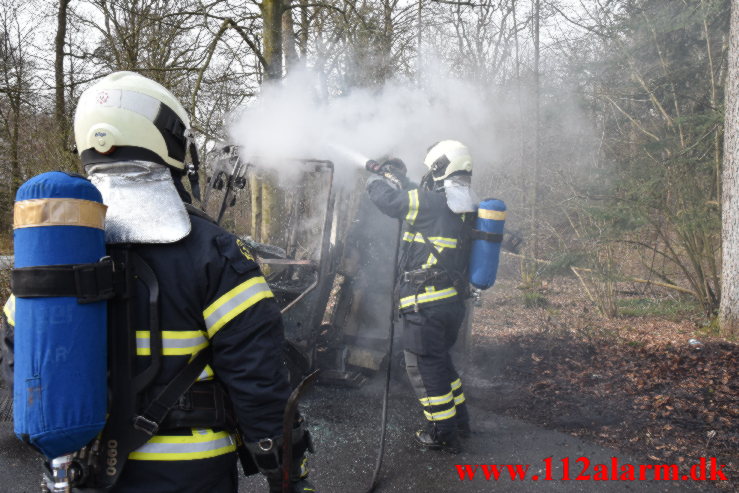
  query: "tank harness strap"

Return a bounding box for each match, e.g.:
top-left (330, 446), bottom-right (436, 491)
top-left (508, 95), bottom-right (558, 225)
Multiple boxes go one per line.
top-left (407, 228), bottom-right (470, 308)
top-left (131, 346), bottom-right (214, 435)
top-left (467, 230), bottom-right (503, 243)
top-left (95, 346), bottom-right (212, 488)
top-left (91, 248), bottom-right (212, 490)
top-left (11, 257), bottom-right (116, 303)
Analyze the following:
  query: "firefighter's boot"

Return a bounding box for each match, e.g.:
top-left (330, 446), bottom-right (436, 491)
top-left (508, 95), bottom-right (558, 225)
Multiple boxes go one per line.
top-left (414, 428), bottom-right (461, 454)
top-left (456, 403), bottom-right (471, 439)
top-left (457, 420), bottom-right (471, 439)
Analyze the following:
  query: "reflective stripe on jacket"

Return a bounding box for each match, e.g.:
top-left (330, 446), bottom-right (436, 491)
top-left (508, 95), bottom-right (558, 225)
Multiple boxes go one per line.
top-left (367, 179), bottom-right (470, 311)
top-left (126, 209), bottom-right (291, 464)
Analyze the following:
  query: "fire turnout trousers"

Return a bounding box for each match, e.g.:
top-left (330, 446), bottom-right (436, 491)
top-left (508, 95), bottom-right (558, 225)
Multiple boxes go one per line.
top-left (112, 451), bottom-right (239, 493)
top-left (402, 302), bottom-right (468, 437)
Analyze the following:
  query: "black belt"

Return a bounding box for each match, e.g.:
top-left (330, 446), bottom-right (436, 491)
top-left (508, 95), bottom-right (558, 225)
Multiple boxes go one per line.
top-left (402, 268), bottom-right (445, 284)
top-left (146, 380), bottom-right (236, 431)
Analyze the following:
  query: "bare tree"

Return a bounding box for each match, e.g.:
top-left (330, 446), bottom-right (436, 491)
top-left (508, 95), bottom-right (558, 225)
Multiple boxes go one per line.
top-left (55, 0), bottom-right (71, 148)
top-left (720, 0), bottom-right (739, 337)
top-left (0, 2), bottom-right (34, 232)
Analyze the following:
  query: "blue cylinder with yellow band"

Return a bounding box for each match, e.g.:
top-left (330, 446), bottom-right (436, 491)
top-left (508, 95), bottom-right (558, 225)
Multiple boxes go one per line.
top-left (13, 172), bottom-right (108, 459)
top-left (469, 198), bottom-right (506, 290)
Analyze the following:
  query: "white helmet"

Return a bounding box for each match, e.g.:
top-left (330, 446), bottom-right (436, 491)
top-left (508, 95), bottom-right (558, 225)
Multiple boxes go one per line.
top-left (423, 140), bottom-right (473, 181)
top-left (74, 71), bottom-right (195, 171)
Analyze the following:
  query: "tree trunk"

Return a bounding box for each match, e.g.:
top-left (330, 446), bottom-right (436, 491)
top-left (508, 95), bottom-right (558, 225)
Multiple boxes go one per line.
top-left (531, 0), bottom-right (540, 258)
top-left (54, 0), bottom-right (70, 148)
top-left (282, 0), bottom-right (298, 73)
top-left (262, 0), bottom-right (284, 80)
top-left (298, 0), bottom-right (309, 58)
top-left (720, 2), bottom-right (739, 338)
top-left (249, 174), bottom-right (262, 242)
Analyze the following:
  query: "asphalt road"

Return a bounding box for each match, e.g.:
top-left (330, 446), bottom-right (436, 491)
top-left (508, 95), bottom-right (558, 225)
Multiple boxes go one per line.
top-left (1, 366), bottom-right (722, 493)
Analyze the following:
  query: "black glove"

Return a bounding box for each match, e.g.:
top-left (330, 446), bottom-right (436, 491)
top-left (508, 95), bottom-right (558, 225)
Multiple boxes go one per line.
top-left (241, 418), bottom-right (316, 493)
top-left (381, 157), bottom-right (407, 177)
top-left (365, 159), bottom-right (384, 174)
top-left (268, 472), bottom-right (317, 493)
top-left (267, 454), bottom-right (316, 493)
top-left (365, 158), bottom-right (407, 177)
top-left (366, 158), bottom-right (409, 189)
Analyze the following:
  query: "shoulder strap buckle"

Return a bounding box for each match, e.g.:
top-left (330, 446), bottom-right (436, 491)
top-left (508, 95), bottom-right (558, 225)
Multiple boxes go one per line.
top-left (73, 256), bottom-right (116, 303)
top-left (132, 415), bottom-right (159, 436)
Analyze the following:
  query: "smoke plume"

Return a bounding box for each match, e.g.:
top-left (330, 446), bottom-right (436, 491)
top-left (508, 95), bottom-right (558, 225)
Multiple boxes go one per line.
top-left (228, 65), bottom-right (509, 182)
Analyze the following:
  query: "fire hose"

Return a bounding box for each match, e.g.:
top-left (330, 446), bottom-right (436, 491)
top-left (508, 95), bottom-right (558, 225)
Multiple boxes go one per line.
top-left (364, 217), bottom-right (404, 493)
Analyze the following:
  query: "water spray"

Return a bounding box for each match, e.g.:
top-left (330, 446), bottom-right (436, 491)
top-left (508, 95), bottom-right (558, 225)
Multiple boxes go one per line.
top-left (326, 142), bottom-right (369, 168)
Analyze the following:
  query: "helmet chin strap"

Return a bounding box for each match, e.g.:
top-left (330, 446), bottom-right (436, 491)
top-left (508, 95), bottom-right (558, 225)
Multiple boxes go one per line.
top-left (420, 170), bottom-right (435, 191)
top-left (184, 129), bottom-right (201, 201)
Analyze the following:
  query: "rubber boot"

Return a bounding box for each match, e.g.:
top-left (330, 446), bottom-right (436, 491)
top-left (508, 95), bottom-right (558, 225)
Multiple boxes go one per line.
top-left (456, 405), bottom-right (471, 439)
top-left (414, 427), bottom-right (461, 454)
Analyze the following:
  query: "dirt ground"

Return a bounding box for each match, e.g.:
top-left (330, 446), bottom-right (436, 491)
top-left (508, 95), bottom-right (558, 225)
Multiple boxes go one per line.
top-left (469, 275), bottom-right (738, 490)
top-left (0, 272), bottom-right (735, 492)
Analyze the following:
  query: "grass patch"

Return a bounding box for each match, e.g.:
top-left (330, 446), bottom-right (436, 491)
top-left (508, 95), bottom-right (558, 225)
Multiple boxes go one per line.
top-left (697, 316), bottom-right (722, 337)
top-left (617, 298), bottom-right (700, 320)
top-left (523, 291), bottom-right (548, 308)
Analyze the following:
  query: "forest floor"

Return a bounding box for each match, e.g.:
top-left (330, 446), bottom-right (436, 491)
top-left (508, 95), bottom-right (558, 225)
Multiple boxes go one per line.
top-left (468, 274), bottom-right (738, 489)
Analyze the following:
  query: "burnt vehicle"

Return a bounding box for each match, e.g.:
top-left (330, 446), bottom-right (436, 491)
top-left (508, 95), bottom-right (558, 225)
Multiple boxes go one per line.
top-left (203, 145), bottom-right (408, 387)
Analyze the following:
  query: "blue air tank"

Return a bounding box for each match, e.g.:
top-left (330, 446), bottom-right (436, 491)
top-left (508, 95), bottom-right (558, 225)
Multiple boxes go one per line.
top-left (13, 172), bottom-right (108, 459)
top-left (469, 199), bottom-right (506, 290)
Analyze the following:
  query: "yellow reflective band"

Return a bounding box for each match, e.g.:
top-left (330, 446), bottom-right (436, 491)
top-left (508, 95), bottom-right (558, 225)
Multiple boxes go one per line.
top-left (423, 405), bottom-right (457, 421)
top-left (299, 457), bottom-right (309, 478)
top-left (478, 209), bottom-right (506, 221)
top-left (3, 295), bottom-right (15, 326)
top-left (406, 190), bottom-right (419, 225)
top-left (14, 198), bottom-right (107, 230)
top-left (419, 391), bottom-right (454, 407)
top-left (422, 253), bottom-right (438, 269)
top-left (136, 330), bottom-right (209, 356)
top-left (428, 236), bottom-right (457, 249)
top-left (197, 364), bottom-right (215, 382)
top-left (454, 394), bottom-right (466, 406)
top-left (451, 378), bottom-right (462, 391)
top-left (399, 287), bottom-right (458, 309)
top-left (403, 234), bottom-right (457, 249)
top-left (420, 237), bottom-right (457, 269)
top-left (128, 429), bottom-right (236, 461)
top-left (203, 276), bottom-right (274, 338)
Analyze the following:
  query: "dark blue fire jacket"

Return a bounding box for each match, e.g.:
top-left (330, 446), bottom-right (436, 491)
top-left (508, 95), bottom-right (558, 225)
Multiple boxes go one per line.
top-left (366, 178), bottom-right (470, 313)
top-left (1, 207), bottom-right (291, 493)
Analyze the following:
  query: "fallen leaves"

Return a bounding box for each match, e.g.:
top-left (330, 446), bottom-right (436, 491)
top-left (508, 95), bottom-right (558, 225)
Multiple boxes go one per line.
top-left (470, 277), bottom-right (739, 488)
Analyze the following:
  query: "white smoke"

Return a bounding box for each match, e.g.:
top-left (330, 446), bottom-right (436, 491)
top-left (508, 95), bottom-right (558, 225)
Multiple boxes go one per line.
top-left (227, 64), bottom-right (509, 183)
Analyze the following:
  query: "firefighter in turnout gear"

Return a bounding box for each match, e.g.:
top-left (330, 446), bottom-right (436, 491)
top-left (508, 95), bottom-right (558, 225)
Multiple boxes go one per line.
top-left (1, 72), bottom-right (316, 493)
top-left (365, 140), bottom-right (476, 454)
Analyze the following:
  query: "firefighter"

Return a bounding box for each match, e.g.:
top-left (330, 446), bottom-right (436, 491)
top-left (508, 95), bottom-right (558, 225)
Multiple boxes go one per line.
top-left (365, 141), bottom-right (477, 454)
top-left (1, 72), bottom-right (316, 493)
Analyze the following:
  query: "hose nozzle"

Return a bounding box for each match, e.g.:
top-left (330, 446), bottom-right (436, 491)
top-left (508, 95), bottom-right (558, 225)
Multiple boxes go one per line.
top-left (365, 160), bottom-right (383, 174)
